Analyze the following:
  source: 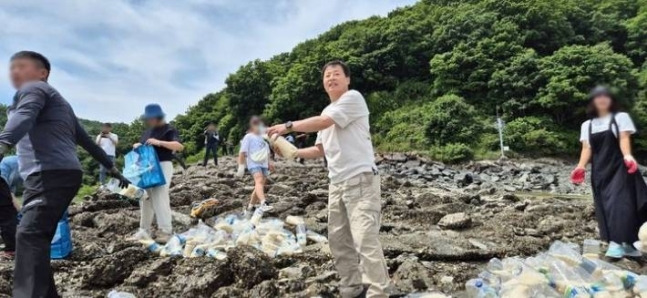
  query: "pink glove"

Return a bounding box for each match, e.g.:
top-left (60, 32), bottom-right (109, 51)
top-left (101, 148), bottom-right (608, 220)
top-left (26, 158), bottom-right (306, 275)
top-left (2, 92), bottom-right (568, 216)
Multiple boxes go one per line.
top-left (570, 167), bottom-right (586, 184)
top-left (625, 155), bottom-right (638, 174)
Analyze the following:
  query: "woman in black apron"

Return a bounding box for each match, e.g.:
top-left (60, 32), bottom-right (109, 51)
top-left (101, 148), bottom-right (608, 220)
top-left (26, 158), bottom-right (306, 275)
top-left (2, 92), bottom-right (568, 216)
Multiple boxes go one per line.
top-left (570, 86), bottom-right (647, 258)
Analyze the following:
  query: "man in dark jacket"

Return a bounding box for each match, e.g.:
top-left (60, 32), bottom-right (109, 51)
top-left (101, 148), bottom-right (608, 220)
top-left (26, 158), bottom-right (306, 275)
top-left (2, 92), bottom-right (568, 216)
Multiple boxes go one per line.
top-left (1, 51), bottom-right (130, 298)
top-left (202, 122), bottom-right (220, 166)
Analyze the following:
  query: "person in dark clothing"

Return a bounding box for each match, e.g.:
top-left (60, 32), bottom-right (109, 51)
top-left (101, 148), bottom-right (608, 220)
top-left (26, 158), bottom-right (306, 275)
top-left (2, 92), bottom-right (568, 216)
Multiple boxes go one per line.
top-left (0, 178), bottom-right (16, 260)
top-left (0, 155), bottom-right (22, 260)
top-left (1, 51), bottom-right (130, 298)
top-left (571, 86), bottom-right (647, 259)
top-left (128, 104), bottom-right (184, 244)
top-left (202, 122), bottom-right (220, 166)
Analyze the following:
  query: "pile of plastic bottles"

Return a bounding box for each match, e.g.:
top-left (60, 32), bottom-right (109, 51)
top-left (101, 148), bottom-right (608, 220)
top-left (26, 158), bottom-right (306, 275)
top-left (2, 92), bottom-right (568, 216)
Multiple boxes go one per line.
top-left (465, 240), bottom-right (647, 297)
top-left (136, 211), bottom-right (328, 260)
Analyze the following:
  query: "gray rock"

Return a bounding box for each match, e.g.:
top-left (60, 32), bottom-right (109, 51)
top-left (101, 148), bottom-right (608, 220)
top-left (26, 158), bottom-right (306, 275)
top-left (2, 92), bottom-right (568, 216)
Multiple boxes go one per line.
top-left (228, 245), bottom-right (277, 289)
top-left (392, 259), bottom-right (435, 293)
top-left (438, 213), bottom-right (472, 230)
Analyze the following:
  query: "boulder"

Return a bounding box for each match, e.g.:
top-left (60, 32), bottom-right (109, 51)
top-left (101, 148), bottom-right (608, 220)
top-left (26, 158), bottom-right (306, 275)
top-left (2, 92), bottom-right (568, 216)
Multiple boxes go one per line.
top-left (438, 213), bottom-right (472, 230)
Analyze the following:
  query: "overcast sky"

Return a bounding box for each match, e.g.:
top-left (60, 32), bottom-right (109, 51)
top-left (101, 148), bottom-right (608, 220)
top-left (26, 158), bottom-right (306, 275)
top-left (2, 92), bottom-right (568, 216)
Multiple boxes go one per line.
top-left (0, 0), bottom-right (415, 122)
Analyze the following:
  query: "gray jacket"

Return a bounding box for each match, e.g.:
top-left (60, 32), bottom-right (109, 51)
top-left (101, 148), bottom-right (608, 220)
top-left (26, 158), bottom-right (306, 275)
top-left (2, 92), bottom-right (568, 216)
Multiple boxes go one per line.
top-left (0, 81), bottom-right (113, 179)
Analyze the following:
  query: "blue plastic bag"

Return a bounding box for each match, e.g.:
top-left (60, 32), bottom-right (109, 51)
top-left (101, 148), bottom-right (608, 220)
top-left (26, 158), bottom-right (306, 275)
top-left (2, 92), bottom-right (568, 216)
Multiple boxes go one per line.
top-left (51, 212), bottom-right (72, 259)
top-left (17, 211), bottom-right (73, 259)
top-left (123, 145), bottom-right (166, 189)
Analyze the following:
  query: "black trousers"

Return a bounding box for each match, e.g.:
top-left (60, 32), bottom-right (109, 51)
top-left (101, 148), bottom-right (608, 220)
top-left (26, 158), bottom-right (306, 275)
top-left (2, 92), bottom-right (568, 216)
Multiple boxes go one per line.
top-left (13, 170), bottom-right (82, 298)
top-left (0, 178), bottom-right (17, 252)
top-left (203, 143), bottom-right (218, 166)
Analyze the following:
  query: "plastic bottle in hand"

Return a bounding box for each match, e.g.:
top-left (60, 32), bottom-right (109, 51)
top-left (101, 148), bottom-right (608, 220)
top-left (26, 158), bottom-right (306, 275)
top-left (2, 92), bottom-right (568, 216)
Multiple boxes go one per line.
top-left (264, 133), bottom-right (298, 159)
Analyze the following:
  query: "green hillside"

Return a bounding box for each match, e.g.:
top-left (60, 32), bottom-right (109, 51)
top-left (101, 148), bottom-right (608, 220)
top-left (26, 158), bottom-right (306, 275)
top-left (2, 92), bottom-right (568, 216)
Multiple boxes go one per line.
top-left (170, 0), bottom-right (647, 163)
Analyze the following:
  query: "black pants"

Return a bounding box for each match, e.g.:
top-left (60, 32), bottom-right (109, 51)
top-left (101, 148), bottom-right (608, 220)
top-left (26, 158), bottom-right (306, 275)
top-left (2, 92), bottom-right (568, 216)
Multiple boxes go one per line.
top-left (13, 170), bottom-right (82, 298)
top-left (203, 143), bottom-right (218, 166)
top-left (0, 178), bottom-right (17, 252)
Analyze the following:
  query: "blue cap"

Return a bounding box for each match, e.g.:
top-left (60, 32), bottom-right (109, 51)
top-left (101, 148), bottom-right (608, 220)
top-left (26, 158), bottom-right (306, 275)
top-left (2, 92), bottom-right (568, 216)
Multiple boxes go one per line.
top-left (143, 103), bottom-right (165, 119)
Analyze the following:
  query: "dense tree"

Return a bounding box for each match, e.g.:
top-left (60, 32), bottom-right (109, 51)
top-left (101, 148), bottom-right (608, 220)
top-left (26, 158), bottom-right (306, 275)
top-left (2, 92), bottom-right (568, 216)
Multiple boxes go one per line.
top-left (164, 0), bottom-right (647, 162)
top-left (536, 43), bottom-right (637, 125)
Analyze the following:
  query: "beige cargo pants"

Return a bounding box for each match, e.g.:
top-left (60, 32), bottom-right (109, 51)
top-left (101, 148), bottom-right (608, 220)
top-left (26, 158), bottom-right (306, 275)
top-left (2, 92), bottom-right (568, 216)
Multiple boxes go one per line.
top-left (328, 172), bottom-right (390, 298)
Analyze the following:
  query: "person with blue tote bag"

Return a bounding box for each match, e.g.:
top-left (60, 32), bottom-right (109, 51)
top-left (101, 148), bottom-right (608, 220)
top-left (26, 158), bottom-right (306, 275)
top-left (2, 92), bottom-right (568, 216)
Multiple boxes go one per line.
top-left (128, 104), bottom-right (184, 244)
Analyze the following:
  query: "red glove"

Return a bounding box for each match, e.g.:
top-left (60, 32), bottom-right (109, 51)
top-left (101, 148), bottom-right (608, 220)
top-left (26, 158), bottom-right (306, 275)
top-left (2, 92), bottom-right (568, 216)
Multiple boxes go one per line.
top-left (570, 167), bottom-right (586, 184)
top-left (625, 155), bottom-right (638, 174)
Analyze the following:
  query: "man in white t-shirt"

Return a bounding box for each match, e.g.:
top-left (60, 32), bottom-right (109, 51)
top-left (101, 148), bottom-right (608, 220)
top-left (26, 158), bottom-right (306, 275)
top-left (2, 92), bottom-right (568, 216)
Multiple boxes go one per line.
top-left (267, 61), bottom-right (389, 298)
top-left (95, 123), bottom-right (118, 184)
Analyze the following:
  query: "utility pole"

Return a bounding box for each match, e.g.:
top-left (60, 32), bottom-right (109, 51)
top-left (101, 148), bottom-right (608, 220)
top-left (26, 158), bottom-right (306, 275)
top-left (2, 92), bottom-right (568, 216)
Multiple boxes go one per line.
top-left (496, 106), bottom-right (506, 158)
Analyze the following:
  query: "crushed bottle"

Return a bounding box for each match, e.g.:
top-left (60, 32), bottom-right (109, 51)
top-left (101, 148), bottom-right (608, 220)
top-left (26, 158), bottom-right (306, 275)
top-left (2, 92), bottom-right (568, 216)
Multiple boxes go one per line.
top-left (107, 290), bottom-right (136, 298)
top-left (467, 239), bottom-right (646, 298)
top-left (465, 278), bottom-right (497, 298)
top-left (582, 239), bottom-right (601, 259)
top-left (160, 234), bottom-right (185, 257)
top-left (306, 230), bottom-right (328, 244)
top-left (206, 248), bottom-right (227, 260)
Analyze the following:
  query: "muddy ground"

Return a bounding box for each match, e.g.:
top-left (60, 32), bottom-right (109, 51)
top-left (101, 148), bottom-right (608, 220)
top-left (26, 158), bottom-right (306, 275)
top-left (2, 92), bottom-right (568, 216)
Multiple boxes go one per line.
top-left (0, 155), bottom-right (646, 297)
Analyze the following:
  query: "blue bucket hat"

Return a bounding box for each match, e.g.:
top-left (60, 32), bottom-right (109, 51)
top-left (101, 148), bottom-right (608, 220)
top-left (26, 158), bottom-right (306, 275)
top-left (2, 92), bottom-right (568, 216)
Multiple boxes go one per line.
top-left (143, 103), bottom-right (165, 119)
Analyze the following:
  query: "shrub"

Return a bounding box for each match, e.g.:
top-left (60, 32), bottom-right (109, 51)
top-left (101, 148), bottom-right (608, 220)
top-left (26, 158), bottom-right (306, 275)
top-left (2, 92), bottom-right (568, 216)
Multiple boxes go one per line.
top-left (429, 143), bottom-right (474, 163)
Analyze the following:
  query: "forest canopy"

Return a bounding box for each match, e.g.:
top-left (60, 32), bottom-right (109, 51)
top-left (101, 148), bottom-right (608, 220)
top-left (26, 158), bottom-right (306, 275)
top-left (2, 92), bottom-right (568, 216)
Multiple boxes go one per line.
top-left (6, 0), bottom-right (647, 181)
top-left (170, 0), bottom-right (647, 162)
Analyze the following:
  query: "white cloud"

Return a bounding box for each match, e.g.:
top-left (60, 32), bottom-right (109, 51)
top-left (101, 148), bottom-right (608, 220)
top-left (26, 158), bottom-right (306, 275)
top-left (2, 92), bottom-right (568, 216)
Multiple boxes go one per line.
top-left (0, 0), bottom-right (415, 122)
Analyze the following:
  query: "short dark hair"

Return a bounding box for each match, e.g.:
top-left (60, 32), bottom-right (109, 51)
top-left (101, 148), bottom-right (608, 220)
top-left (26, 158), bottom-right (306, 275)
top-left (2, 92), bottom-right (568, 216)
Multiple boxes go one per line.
top-left (102, 123), bottom-right (112, 128)
top-left (321, 60), bottom-right (350, 77)
top-left (586, 86), bottom-right (621, 118)
top-left (11, 51), bottom-right (51, 78)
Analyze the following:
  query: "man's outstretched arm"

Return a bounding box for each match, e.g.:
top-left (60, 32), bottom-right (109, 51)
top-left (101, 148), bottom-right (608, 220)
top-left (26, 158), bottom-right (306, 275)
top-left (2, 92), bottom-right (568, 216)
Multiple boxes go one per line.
top-left (297, 144), bottom-right (325, 160)
top-left (267, 116), bottom-right (335, 136)
top-left (75, 119), bottom-right (114, 169)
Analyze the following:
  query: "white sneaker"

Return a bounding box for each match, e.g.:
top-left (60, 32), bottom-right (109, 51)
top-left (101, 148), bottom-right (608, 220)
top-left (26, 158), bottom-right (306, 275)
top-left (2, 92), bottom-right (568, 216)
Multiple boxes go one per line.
top-left (258, 202), bottom-right (274, 212)
top-left (126, 229), bottom-right (152, 241)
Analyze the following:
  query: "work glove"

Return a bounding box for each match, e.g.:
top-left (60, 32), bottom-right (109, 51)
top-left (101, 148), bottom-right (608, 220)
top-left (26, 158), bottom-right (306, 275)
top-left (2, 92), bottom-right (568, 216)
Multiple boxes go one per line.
top-left (235, 164), bottom-right (245, 177)
top-left (109, 167), bottom-right (131, 188)
top-left (570, 167), bottom-right (586, 185)
top-left (624, 155), bottom-right (639, 174)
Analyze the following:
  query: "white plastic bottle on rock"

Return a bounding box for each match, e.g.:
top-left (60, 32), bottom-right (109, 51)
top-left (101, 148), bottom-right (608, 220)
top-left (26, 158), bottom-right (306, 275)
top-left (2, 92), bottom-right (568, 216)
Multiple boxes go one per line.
top-left (465, 278), bottom-right (497, 298)
top-left (160, 234), bottom-right (185, 257)
top-left (108, 290), bottom-right (136, 298)
top-left (206, 248), bottom-right (227, 260)
top-left (296, 224), bottom-right (307, 247)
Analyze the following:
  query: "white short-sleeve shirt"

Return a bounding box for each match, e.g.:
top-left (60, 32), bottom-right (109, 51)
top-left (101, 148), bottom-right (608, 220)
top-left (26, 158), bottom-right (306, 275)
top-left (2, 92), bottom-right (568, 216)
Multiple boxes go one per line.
top-left (579, 112), bottom-right (636, 143)
top-left (240, 133), bottom-right (269, 169)
top-left (316, 90), bottom-right (376, 183)
top-left (95, 133), bottom-right (118, 156)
